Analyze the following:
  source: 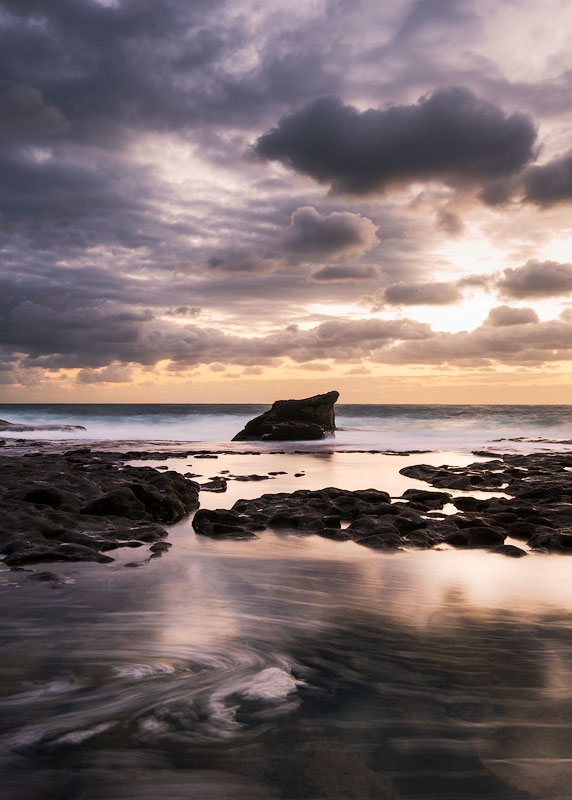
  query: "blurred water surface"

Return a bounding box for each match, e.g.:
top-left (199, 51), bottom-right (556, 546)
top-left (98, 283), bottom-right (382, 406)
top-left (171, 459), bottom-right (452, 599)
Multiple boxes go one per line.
top-left (1, 452), bottom-right (572, 799)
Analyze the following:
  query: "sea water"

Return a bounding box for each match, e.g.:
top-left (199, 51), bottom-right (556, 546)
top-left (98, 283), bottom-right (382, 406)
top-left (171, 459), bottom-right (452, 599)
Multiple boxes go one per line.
top-left (1, 403), bottom-right (571, 452)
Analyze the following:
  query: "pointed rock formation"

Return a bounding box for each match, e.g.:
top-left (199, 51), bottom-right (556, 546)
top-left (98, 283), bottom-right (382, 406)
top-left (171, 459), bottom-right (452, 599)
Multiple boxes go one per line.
top-left (232, 391), bottom-right (339, 441)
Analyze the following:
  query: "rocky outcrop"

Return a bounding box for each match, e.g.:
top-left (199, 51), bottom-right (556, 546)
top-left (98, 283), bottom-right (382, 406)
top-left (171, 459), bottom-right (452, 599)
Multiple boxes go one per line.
top-left (0, 418), bottom-right (86, 432)
top-left (232, 391), bottom-right (339, 441)
top-left (0, 452), bottom-right (199, 566)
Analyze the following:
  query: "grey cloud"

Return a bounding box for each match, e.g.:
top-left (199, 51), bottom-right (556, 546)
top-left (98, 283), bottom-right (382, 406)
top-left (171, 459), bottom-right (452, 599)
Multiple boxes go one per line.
top-left (207, 248), bottom-right (280, 275)
top-left (523, 151), bottom-right (572, 207)
top-left (382, 280), bottom-right (463, 305)
top-left (283, 206), bottom-right (378, 258)
top-left (435, 208), bottom-right (464, 235)
top-left (380, 316), bottom-right (572, 366)
top-left (166, 306), bottom-right (202, 317)
top-left (310, 265), bottom-right (380, 282)
top-left (497, 260), bottom-right (572, 299)
top-left (485, 306), bottom-right (539, 326)
top-left (0, 81), bottom-right (69, 142)
top-left (76, 364), bottom-right (134, 384)
top-left (255, 88), bottom-right (537, 195)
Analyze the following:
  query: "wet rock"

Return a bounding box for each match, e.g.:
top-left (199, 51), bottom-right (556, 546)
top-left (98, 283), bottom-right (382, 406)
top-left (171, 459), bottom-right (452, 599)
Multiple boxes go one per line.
top-left (401, 489), bottom-right (452, 509)
top-left (232, 391), bottom-right (339, 441)
top-left (200, 477), bottom-right (228, 493)
top-left (80, 488), bottom-right (147, 519)
top-left (232, 474), bottom-right (272, 482)
top-left (445, 527), bottom-right (505, 548)
top-left (489, 544), bottom-right (528, 557)
top-left (0, 453), bottom-right (199, 566)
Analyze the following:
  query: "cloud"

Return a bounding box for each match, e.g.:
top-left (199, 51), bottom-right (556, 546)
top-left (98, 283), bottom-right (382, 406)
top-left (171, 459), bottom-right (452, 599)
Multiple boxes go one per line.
top-left (485, 306), bottom-right (539, 326)
top-left (76, 363), bottom-right (134, 384)
top-left (523, 150), bottom-right (572, 206)
top-left (255, 87), bottom-right (537, 195)
top-left (497, 260), bottom-right (572, 299)
top-left (207, 248), bottom-right (279, 275)
top-left (435, 208), bottom-right (464, 235)
top-left (310, 265), bottom-right (379, 282)
top-left (166, 306), bottom-right (202, 317)
top-left (0, 81), bottom-right (69, 142)
top-left (381, 280), bottom-right (463, 305)
top-left (283, 206), bottom-right (378, 258)
top-left (380, 316), bottom-right (572, 366)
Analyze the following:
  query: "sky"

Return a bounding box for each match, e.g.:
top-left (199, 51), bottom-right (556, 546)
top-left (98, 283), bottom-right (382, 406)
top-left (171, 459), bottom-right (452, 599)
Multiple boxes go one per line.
top-left (1, 0), bottom-right (572, 404)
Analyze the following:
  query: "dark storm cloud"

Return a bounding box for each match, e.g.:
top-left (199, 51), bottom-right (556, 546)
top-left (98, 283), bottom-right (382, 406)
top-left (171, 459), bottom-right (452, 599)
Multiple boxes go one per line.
top-left (497, 261), bottom-right (572, 299)
top-left (523, 151), bottom-right (572, 206)
top-left (254, 88), bottom-right (537, 195)
top-left (283, 206), bottom-right (378, 258)
top-left (485, 306), bottom-right (539, 326)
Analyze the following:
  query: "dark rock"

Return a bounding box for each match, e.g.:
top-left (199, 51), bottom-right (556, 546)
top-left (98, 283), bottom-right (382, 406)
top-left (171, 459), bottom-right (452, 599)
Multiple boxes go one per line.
top-left (232, 474), bottom-right (271, 482)
top-left (319, 528), bottom-right (352, 541)
top-left (489, 544), bottom-right (528, 557)
top-left (445, 527), bottom-right (505, 548)
top-left (453, 496), bottom-right (491, 512)
top-left (401, 489), bottom-right (452, 509)
top-left (200, 477), bottom-right (228, 492)
top-left (0, 452), bottom-right (199, 567)
top-left (80, 488), bottom-right (147, 519)
top-left (149, 541), bottom-right (172, 554)
top-left (232, 391), bottom-right (339, 441)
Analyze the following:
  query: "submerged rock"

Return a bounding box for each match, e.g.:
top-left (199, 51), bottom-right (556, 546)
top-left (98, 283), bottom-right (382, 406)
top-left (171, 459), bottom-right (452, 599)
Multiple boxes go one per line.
top-left (232, 391), bottom-right (339, 441)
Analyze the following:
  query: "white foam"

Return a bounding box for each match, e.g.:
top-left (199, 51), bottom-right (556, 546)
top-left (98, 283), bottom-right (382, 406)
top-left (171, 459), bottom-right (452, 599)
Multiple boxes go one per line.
top-left (113, 662), bottom-right (176, 679)
top-left (240, 667), bottom-right (300, 703)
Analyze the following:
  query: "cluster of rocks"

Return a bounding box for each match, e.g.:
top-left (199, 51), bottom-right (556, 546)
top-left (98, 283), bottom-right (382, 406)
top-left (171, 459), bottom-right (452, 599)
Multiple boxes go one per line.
top-left (193, 452), bottom-right (572, 556)
top-left (0, 451), bottom-right (199, 567)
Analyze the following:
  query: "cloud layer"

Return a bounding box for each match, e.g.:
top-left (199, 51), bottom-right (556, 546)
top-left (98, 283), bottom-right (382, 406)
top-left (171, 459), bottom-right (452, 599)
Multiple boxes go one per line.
top-left (255, 88), bottom-right (537, 195)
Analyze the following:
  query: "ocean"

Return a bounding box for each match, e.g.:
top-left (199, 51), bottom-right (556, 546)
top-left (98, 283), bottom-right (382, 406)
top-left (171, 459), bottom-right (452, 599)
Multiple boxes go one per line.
top-left (1, 404), bottom-right (572, 799)
top-left (1, 403), bottom-right (571, 452)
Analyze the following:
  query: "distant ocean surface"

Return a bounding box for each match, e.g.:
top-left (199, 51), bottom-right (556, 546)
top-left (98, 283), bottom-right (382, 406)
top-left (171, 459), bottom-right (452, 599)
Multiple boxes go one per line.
top-left (1, 403), bottom-right (571, 452)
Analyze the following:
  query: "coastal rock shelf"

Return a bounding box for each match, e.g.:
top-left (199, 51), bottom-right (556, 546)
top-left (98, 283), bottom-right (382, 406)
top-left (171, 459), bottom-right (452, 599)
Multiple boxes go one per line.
top-left (194, 451), bottom-right (572, 555)
top-left (0, 452), bottom-right (199, 566)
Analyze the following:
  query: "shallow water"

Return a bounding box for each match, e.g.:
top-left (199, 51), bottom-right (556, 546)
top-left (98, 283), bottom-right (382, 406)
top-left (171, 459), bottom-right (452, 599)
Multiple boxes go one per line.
top-left (1, 451), bottom-right (572, 799)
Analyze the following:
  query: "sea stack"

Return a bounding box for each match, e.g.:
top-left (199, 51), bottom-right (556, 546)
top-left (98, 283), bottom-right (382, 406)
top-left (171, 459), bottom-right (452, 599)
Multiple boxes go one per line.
top-left (232, 390), bottom-right (339, 441)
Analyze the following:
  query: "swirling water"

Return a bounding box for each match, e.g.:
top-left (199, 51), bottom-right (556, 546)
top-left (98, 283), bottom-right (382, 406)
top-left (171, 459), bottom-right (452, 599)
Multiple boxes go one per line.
top-left (1, 451), bottom-right (572, 799)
